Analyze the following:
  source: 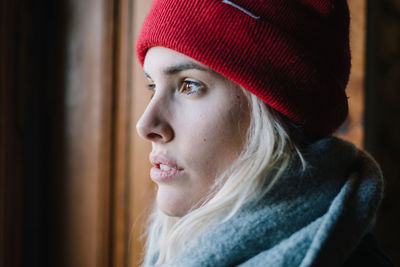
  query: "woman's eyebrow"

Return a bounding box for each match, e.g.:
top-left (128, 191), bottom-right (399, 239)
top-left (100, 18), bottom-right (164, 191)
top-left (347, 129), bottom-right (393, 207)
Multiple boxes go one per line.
top-left (143, 62), bottom-right (209, 79)
top-left (163, 63), bottom-right (209, 75)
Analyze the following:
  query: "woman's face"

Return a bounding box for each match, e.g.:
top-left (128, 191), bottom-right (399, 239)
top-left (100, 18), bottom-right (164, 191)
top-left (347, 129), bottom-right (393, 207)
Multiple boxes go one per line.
top-left (136, 47), bottom-right (250, 217)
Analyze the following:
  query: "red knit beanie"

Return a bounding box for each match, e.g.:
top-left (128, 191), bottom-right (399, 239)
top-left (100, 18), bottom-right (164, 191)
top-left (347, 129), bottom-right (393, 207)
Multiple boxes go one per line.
top-left (136, 0), bottom-right (351, 137)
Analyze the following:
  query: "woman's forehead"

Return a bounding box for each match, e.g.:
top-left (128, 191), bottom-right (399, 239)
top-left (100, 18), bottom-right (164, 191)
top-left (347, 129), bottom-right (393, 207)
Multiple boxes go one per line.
top-left (143, 47), bottom-right (212, 78)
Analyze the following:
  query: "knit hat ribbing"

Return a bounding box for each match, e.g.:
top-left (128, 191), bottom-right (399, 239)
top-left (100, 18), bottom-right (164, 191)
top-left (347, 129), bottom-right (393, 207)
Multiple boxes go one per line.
top-left (136, 0), bottom-right (351, 137)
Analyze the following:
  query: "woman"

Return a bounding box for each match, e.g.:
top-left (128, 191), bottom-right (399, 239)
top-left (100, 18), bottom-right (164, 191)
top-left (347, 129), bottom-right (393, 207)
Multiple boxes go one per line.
top-left (135, 0), bottom-right (392, 266)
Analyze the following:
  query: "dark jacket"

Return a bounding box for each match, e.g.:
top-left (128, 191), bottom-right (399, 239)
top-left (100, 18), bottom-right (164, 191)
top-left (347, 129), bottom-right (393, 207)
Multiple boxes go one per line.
top-left (344, 233), bottom-right (394, 267)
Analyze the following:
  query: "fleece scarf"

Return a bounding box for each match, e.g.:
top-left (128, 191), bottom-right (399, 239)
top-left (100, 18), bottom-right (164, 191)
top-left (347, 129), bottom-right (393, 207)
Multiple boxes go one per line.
top-left (143, 137), bottom-right (383, 267)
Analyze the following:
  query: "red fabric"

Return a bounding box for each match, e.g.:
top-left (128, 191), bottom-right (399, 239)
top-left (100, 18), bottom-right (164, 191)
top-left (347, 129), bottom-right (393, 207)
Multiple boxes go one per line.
top-left (136, 0), bottom-right (351, 137)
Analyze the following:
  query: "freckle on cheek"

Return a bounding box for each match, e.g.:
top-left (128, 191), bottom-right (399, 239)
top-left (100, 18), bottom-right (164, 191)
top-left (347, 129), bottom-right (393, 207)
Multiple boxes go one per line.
top-left (203, 138), bottom-right (207, 142)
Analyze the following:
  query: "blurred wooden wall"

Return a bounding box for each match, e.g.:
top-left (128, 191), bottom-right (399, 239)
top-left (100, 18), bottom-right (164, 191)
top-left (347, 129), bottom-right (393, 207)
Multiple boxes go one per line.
top-left (0, 0), bottom-right (154, 267)
top-left (331, 0), bottom-right (400, 264)
top-left (130, 1), bottom-right (154, 266)
top-left (336, 0), bottom-right (366, 147)
top-left (1, 1), bottom-right (22, 266)
top-left (364, 0), bottom-right (400, 265)
top-left (341, 0), bottom-right (400, 264)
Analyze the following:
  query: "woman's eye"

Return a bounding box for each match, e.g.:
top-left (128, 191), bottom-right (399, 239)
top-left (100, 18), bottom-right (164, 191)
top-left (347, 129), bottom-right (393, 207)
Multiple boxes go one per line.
top-left (179, 80), bottom-right (204, 95)
top-left (147, 83), bottom-right (155, 99)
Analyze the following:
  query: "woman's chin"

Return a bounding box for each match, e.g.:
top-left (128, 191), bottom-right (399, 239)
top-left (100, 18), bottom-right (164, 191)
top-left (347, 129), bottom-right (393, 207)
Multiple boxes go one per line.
top-left (156, 186), bottom-right (191, 217)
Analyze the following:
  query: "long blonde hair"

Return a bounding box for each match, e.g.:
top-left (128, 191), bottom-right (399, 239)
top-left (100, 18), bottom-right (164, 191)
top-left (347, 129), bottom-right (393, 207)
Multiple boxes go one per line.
top-left (143, 90), bottom-right (306, 265)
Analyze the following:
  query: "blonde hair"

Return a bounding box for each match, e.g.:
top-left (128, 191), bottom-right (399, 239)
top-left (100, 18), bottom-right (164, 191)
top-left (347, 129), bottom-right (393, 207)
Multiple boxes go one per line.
top-left (143, 90), bottom-right (306, 265)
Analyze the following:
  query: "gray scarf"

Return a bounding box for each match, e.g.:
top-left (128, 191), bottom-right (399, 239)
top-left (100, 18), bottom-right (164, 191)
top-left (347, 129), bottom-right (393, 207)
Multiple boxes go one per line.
top-left (144, 137), bottom-right (383, 267)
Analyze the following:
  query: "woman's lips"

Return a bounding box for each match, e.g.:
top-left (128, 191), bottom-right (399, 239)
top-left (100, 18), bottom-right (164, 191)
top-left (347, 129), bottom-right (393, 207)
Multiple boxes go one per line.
top-left (150, 166), bottom-right (183, 182)
top-left (149, 154), bottom-right (184, 182)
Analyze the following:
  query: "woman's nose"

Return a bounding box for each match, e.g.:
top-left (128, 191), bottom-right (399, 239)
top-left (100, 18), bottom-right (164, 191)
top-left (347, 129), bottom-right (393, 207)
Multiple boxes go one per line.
top-left (136, 101), bottom-right (174, 143)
